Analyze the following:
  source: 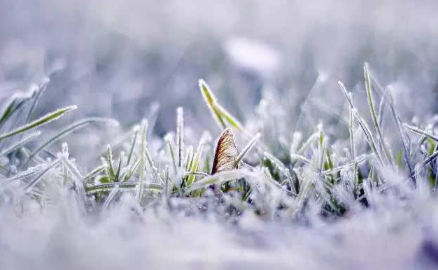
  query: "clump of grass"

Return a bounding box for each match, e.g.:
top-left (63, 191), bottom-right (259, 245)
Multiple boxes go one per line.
top-left (0, 64), bottom-right (437, 223)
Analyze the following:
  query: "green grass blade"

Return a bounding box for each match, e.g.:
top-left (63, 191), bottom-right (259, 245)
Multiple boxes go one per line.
top-left (24, 79), bottom-right (49, 125)
top-left (115, 152), bottom-right (124, 181)
top-left (187, 138), bottom-right (207, 187)
top-left (404, 124), bottom-right (438, 142)
top-left (24, 158), bottom-right (62, 193)
top-left (296, 131), bottom-right (319, 156)
top-left (3, 164), bottom-right (45, 184)
top-left (24, 118), bottom-right (117, 166)
top-left (84, 164), bottom-right (106, 183)
top-left (86, 182), bottom-right (162, 195)
top-left (290, 154), bottom-right (312, 165)
top-left (0, 131), bottom-right (41, 157)
top-left (101, 184), bottom-right (119, 213)
top-left (136, 120), bottom-right (148, 202)
top-left (348, 105), bottom-right (359, 187)
top-left (198, 79), bottom-right (227, 130)
top-left (338, 82), bottom-right (384, 166)
top-left (199, 79), bottom-right (244, 132)
top-left (123, 158), bottom-right (140, 182)
top-left (215, 104), bottom-right (243, 132)
top-left (106, 144), bottom-right (116, 181)
top-left (186, 170), bottom-right (247, 192)
top-left (364, 63), bottom-right (393, 165)
top-left (0, 105), bottom-right (77, 142)
top-left (144, 145), bottom-right (163, 184)
top-left (0, 95), bottom-right (27, 130)
top-left (164, 133), bottom-right (177, 173)
top-left (126, 125), bottom-right (140, 166)
top-left (234, 133), bottom-right (260, 166)
top-left (62, 155), bottom-right (84, 181)
top-left (184, 146), bottom-right (194, 172)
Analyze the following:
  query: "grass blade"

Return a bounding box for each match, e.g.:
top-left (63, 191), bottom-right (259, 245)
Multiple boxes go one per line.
top-left (235, 133), bottom-right (261, 166)
top-left (186, 170), bottom-right (247, 192)
top-left (164, 133), bottom-right (177, 173)
top-left (136, 120), bottom-right (148, 202)
top-left (86, 182), bottom-right (162, 194)
top-left (24, 117), bottom-right (118, 166)
top-left (187, 137), bottom-right (207, 187)
top-left (0, 131), bottom-right (41, 157)
top-left (404, 124), bottom-right (438, 142)
top-left (84, 164), bottom-right (106, 183)
top-left (24, 79), bottom-right (50, 125)
top-left (0, 94), bottom-right (28, 130)
top-left (215, 103), bottom-right (243, 132)
top-left (176, 107), bottom-right (184, 168)
top-left (101, 184), bottom-right (119, 213)
top-left (199, 79), bottom-right (227, 130)
top-left (364, 63), bottom-right (393, 165)
top-left (126, 125), bottom-right (140, 166)
top-left (24, 158), bottom-right (62, 193)
top-left (338, 82), bottom-right (383, 166)
top-left (0, 106), bottom-right (77, 142)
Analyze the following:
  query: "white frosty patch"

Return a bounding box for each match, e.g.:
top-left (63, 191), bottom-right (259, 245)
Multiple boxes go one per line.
top-left (225, 37), bottom-right (281, 75)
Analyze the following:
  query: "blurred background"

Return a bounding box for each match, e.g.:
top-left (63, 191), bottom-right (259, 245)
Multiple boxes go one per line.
top-left (1, 0), bottom-right (438, 138)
